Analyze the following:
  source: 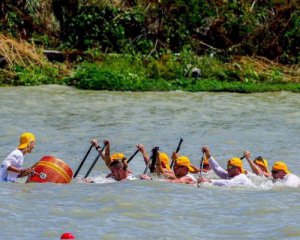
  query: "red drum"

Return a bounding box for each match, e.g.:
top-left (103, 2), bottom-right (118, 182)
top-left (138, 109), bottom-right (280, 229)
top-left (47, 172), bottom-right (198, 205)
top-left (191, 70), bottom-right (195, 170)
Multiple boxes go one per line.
top-left (26, 156), bottom-right (73, 183)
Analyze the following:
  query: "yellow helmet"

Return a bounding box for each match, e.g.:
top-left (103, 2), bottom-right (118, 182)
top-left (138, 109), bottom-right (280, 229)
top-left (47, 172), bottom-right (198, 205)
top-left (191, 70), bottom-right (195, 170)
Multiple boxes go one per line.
top-left (111, 152), bottom-right (126, 161)
top-left (176, 156), bottom-right (197, 172)
top-left (18, 132), bottom-right (35, 149)
top-left (227, 157), bottom-right (245, 173)
top-left (159, 152), bottom-right (170, 170)
top-left (272, 161), bottom-right (291, 174)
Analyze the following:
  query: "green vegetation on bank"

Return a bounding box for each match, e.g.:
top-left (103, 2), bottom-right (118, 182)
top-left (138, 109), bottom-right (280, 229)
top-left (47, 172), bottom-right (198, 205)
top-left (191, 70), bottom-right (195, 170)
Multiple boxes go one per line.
top-left (0, 0), bottom-right (299, 92)
top-left (1, 45), bottom-right (300, 92)
top-left (65, 53), bottom-right (300, 92)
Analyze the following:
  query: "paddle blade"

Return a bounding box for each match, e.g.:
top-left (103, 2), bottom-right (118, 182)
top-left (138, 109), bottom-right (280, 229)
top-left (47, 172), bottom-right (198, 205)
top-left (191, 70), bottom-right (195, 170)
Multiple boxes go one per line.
top-left (176, 138), bottom-right (183, 153)
top-left (149, 146), bottom-right (159, 173)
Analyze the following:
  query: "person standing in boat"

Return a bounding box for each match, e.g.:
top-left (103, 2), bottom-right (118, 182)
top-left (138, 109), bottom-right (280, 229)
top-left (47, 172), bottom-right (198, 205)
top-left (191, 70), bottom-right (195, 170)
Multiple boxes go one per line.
top-left (271, 161), bottom-right (300, 187)
top-left (243, 151), bottom-right (271, 178)
top-left (198, 146), bottom-right (253, 186)
top-left (0, 132), bottom-right (35, 182)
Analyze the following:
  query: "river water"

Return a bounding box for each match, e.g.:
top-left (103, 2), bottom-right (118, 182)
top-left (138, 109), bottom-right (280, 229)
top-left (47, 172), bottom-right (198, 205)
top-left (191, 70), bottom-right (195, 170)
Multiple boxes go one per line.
top-left (0, 85), bottom-right (300, 240)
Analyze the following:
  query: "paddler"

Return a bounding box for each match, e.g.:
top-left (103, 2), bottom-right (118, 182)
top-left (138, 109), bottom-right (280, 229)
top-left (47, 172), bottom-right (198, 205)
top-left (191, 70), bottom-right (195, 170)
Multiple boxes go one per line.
top-left (0, 132), bottom-right (35, 182)
top-left (243, 150), bottom-right (271, 178)
top-left (141, 150), bottom-right (199, 184)
top-left (198, 146), bottom-right (253, 186)
top-left (137, 144), bottom-right (176, 179)
top-left (91, 139), bottom-right (136, 181)
top-left (271, 161), bottom-right (300, 187)
top-left (200, 155), bottom-right (211, 173)
top-left (166, 152), bottom-right (199, 184)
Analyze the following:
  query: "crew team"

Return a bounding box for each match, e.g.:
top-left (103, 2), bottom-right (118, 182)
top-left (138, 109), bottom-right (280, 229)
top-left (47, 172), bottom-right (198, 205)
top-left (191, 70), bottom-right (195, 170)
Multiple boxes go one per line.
top-left (1, 132), bottom-right (300, 187)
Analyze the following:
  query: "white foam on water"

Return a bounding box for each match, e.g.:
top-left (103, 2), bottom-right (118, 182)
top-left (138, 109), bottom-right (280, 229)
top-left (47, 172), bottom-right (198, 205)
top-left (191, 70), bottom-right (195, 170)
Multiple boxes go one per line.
top-left (1, 86), bottom-right (300, 240)
top-left (73, 173), bottom-right (117, 184)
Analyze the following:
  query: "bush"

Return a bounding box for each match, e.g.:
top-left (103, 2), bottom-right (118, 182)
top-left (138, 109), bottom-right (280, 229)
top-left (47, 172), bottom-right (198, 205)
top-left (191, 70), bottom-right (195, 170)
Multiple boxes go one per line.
top-left (67, 61), bottom-right (173, 91)
top-left (15, 65), bottom-right (60, 86)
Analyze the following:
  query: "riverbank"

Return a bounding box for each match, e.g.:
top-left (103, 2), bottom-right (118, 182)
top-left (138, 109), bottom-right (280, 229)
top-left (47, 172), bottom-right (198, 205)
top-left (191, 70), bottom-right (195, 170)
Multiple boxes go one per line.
top-left (1, 50), bottom-right (299, 93)
top-left (1, 1), bottom-right (299, 92)
top-left (1, 35), bottom-right (299, 93)
top-left (66, 53), bottom-right (300, 93)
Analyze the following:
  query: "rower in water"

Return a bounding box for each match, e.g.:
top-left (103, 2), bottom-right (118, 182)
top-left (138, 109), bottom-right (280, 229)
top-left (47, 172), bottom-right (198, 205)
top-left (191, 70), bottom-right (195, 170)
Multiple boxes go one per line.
top-left (90, 139), bottom-right (136, 181)
top-left (198, 146), bottom-right (253, 187)
top-left (137, 144), bottom-right (176, 180)
top-left (200, 155), bottom-right (211, 173)
top-left (109, 158), bottom-right (136, 181)
top-left (271, 161), bottom-right (300, 187)
top-left (166, 152), bottom-right (199, 184)
top-left (140, 151), bottom-right (199, 184)
top-left (243, 151), bottom-right (271, 178)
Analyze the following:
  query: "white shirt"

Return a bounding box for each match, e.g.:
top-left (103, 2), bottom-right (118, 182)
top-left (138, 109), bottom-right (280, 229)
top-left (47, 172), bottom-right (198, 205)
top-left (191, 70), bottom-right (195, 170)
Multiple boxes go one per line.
top-left (280, 173), bottom-right (300, 187)
top-left (0, 149), bottom-right (24, 182)
top-left (211, 174), bottom-right (253, 187)
top-left (208, 156), bottom-right (252, 186)
top-left (208, 156), bottom-right (229, 179)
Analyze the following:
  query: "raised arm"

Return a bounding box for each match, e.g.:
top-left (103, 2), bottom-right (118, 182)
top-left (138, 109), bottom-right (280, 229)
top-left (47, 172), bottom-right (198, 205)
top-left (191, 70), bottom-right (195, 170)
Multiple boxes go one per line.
top-left (202, 146), bottom-right (229, 179)
top-left (243, 151), bottom-right (264, 176)
top-left (136, 144), bottom-right (150, 166)
top-left (91, 139), bottom-right (111, 169)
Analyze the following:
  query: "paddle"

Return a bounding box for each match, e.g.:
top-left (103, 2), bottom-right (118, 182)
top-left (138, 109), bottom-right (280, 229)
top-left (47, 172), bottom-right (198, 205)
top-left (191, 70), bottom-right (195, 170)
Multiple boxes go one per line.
top-left (84, 142), bottom-right (108, 178)
top-left (127, 149), bottom-right (139, 164)
top-left (149, 146), bottom-right (159, 173)
top-left (73, 144), bottom-right (93, 178)
top-left (143, 146), bottom-right (159, 174)
top-left (170, 138), bottom-right (183, 168)
top-left (197, 152), bottom-right (205, 187)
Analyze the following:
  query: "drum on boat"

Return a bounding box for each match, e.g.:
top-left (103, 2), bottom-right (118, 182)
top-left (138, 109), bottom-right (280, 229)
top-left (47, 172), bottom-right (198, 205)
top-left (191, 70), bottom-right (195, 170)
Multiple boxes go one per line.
top-left (26, 156), bottom-right (73, 183)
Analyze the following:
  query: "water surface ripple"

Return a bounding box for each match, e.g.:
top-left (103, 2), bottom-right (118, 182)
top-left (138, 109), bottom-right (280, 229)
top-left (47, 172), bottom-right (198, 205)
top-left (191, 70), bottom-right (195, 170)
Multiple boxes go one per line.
top-left (0, 85), bottom-right (299, 239)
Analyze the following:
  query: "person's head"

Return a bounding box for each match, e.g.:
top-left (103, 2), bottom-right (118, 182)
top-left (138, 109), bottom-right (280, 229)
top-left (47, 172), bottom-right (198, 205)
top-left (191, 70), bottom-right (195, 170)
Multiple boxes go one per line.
top-left (227, 158), bottom-right (244, 178)
top-left (18, 132), bottom-right (35, 154)
top-left (272, 161), bottom-right (290, 180)
top-left (110, 159), bottom-right (128, 181)
top-left (174, 156), bottom-right (197, 178)
top-left (254, 156), bottom-right (269, 173)
top-left (159, 152), bottom-right (171, 170)
top-left (202, 158), bottom-right (211, 172)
